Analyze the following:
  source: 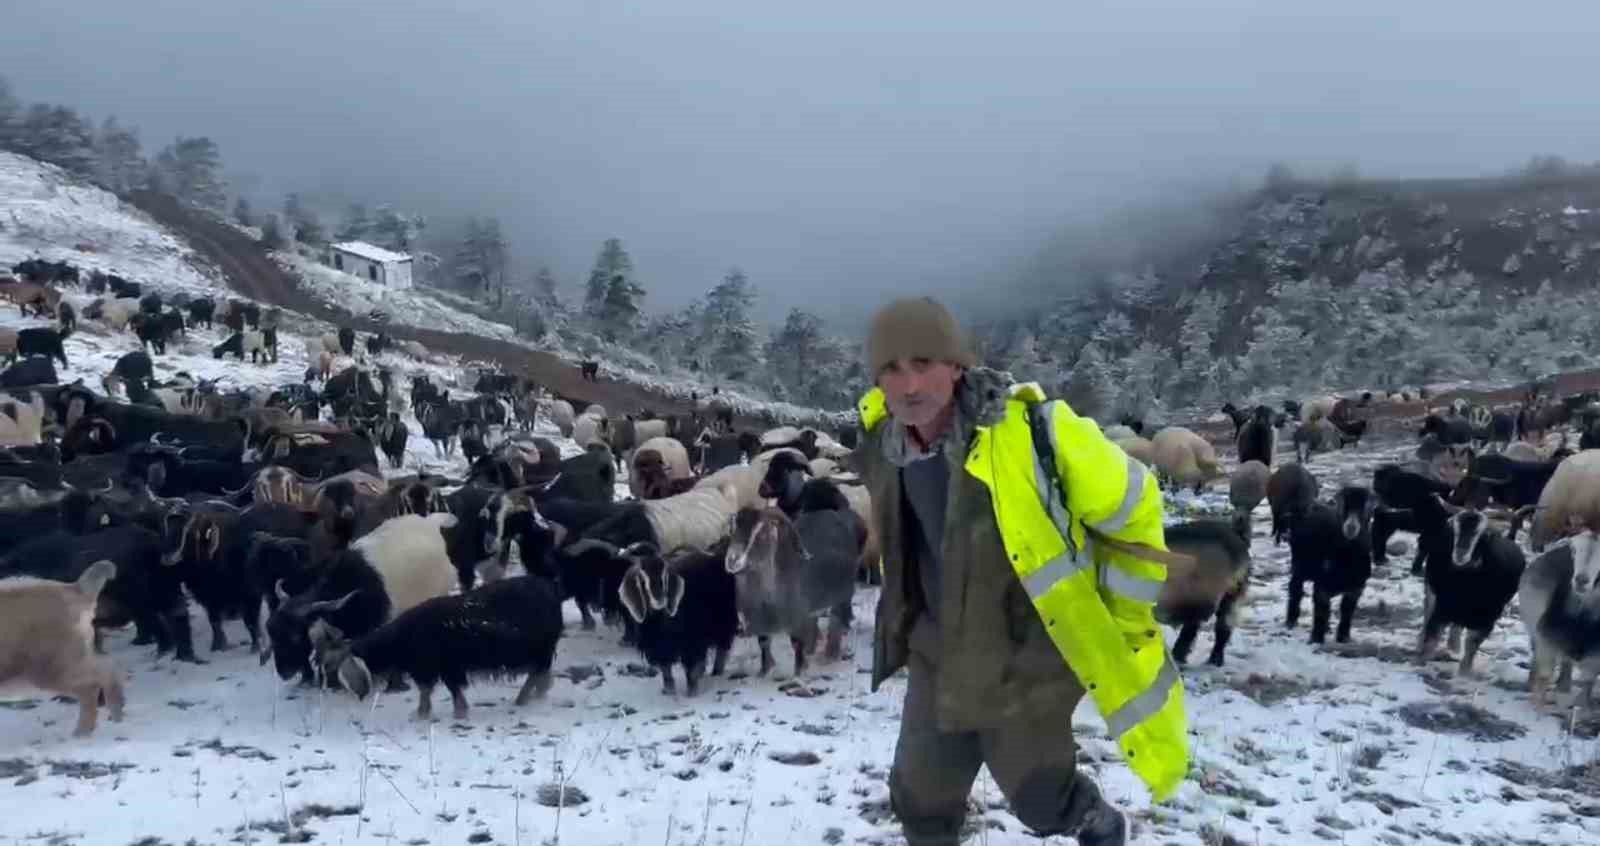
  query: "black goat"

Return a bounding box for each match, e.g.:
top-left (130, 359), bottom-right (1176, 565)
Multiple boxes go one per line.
top-left (308, 574), bottom-right (563, 720)
top-left (1286, 485), bottom-right (1376, 644)
top-left (17, 327), bottom-right (67, 367)
top-left (1236, 405), bottom-right (1276, 467)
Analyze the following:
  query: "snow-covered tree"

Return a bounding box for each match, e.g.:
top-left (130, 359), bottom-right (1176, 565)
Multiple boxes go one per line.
top-left (599, 271), bottom-right (646, 340)
top-left (1237, 304), bottom-right (1305, 393)
top-left (93, 116), bottom-right (144, 193)
top-left (260, 213), bottom-right (285, 249)
top-left (453, 216), bottom-right (509, 303)
top-left (17, 104), bottom-right (96, 175)
top-left (1062, 342), bottom-right (1115, 421)
top-left (157, 136), bottom-right (227, 211)
top-left (1172, 289), bottom-right (1223, 404)
top-left (283, 193), bottom-right (325, 244)
top-left (699, 268), bottom-right (759, 376)
top-left (0, 75), bottom-right (18, 150)
top-left (233, 196), bottom-right (254, 227)
top-left (1090, 310), bottom-right (1136, 360)
top-left (585, 238), bottom-right (634, 321)
top-left (370, 205), bottom-right (424, 252)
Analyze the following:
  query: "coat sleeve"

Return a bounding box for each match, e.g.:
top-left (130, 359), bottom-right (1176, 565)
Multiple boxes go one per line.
top-left (1046, 402), bottom-right (1168, 648)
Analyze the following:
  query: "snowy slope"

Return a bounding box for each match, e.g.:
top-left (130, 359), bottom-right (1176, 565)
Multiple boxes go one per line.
top-left (0, 152), bottom-right (222, 298)
top-left (3, 435), bottom-right (1599, 845)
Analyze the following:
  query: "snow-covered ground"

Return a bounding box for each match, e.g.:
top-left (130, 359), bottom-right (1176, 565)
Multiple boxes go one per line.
top-left (4, 148), bottom-right (1599, 846)
top-left (4, 434), bottom-right (1599, 845)
top-left (0, 152), bottom-right (224, 300)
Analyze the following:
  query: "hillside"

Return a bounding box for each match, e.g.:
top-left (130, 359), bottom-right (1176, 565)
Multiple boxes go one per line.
top-left (122, 185), bottom-right (851, 431)
top-left (989, 169), bottom-right (1600, 423)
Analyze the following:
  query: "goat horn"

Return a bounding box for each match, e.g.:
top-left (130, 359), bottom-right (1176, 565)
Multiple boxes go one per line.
top-left (1433, 494), bottom-right (1463, 515)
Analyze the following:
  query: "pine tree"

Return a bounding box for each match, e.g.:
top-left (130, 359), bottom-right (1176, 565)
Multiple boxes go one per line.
top-left (700, 268), bottom-right (759, 376)
top-left (371, 205), bottom-right (424, 252)
top-left (158, 136), bottom-right (227, 211)
top-left (17, 104), bottom-right (97, 175)
top-left (0, 75), bottom-right (18, 150)
top-left (93, 116), bottom-right (144, 193)
top-left (1173, 290), bottom-right (1223, 404)
top-left (1063, 342), bottom-right (1114, 420)
top-left (533, 266), bottom-right (561, 309)
top-left (260, 213), bottom-right (285, 249)
top-left (600, 272), bottom-right (645, 340)
top-left (452, 216), bottom-right (509, 302)
top-left (233, 196), bottom-right (254, 227)
top-left (585, 239), bottom-right (634, 321)
top-left (283, 193), bottom-right (325, 244)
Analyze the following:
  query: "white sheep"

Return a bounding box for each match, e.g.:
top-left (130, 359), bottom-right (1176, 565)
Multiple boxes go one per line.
top-left (1302, 395), bottom-right (1340, 423)
top-left (0, 391), bottom-right (48, 446)
top-left (548, 400), bottom-right (576, 438)
top-left (99, 299), bottom-right (140, 331)
top-left (695, 447), bottom-right (807, 511)
top-left (583, 404), bottom-right (608, 420)
top-left (1526, 451), bottom-right (1600, 552)
top-left (643, 482), bottom-right (743, 552)
top-left (629, 435), bottom-right (694, 499)
top-left (321, 332), bottom-right (342, 355)
top-left (1149, 426), bottom-right (1220, 493)
top-left (572, 408), bottom-right (609, 449)
top-left (354, 513), bottom-right (460, 614)
top-left (1102, 424), bottom-right (1138, 441)
top-left (1114, 435), bottom-right (1156, 468)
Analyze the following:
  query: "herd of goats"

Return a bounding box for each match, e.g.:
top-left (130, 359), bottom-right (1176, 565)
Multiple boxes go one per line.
top-left (1, 255), bottom-right (1597, 752)
top-left (1100, 387), bottom-right (1600, 722)
top-left (0, 257), bottom-right (871, 739)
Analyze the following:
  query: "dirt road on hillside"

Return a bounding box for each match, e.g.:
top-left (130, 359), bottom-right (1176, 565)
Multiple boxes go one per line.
top-left (128, 191), bottom-right (773, 428)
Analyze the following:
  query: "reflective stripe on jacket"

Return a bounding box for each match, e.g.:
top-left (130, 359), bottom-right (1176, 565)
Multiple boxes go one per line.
top-left (859, 381), bottom-right (1189, 801)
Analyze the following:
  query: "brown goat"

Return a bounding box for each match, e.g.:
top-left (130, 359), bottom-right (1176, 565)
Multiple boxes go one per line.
top-left (0, 280), bottom-right (62, 318)
top-left (0, 561), bottom-right (126, 736)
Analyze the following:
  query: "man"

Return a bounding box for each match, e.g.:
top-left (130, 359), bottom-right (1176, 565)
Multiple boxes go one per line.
top-left (853, 297), bottom-right (1189, 846)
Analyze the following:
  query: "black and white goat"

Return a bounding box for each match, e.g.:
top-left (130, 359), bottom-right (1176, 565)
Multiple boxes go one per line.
top-left (1519, 530), bottom-right (1600, 710)
top-left (616, 540), bottom-right (738, 696)
top-left (1421, 500), bottom-right (1527, 676)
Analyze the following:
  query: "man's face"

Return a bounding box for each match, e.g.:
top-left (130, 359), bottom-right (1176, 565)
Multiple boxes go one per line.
top-left (878, 357), bottom-right (962, 429)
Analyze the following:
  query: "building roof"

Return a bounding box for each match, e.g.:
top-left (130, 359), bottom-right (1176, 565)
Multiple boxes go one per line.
top-left (330, 241), bottom-right (412, 264)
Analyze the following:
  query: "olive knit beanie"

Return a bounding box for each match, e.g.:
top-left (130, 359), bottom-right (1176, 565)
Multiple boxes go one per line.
top-left (864, 296), bottom-right (976, 377)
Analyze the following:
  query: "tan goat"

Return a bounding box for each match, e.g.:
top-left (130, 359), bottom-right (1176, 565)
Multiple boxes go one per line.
top-left (0, 561), bottom-right (127, 736)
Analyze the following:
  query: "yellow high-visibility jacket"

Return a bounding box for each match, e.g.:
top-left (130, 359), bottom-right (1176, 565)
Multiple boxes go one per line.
top-left (859, 379), bottom-right (1189, 801)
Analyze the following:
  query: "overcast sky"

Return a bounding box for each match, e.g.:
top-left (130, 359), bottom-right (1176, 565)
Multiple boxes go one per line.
top-left (4, 1), bottom-right (1597, 330)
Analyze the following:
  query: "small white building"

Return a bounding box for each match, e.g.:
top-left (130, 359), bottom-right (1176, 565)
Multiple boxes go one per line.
top-left (328, 241), bottom-right (414, 289)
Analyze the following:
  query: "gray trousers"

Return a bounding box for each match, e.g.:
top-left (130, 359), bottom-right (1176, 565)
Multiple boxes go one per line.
top-left (890, 653), bottom-right (1106, 845)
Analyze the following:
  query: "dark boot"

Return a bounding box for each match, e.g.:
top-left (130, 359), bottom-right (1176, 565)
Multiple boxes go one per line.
top-left (1075, 800), bottom-right (1126, 846)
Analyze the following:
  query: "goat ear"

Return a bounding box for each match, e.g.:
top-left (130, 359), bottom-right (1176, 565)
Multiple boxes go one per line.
top-left (339, 656), bottom-right (372, 700)
top-left (618, 570), bottom-right (649, 624)
top-left (664, 571), bottom-right (686, 618)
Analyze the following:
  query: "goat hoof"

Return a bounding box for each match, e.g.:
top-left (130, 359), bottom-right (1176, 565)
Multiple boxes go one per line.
top-left (177, 654), bottom-right (206, 665)
top-left (1207, 655), bottom-right (1224, 668)
top-left (580, 619), bottom-right (596, 632)
top-left (452, 707), bottom-right (469, 721)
